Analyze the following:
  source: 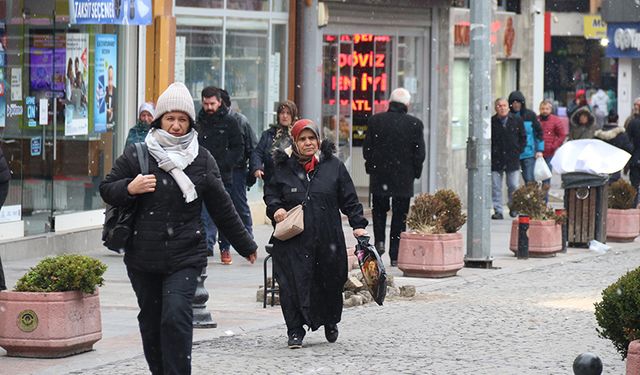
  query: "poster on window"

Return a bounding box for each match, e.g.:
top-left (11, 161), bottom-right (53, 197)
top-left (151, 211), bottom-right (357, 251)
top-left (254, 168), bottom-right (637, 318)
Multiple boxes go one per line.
top-left (65, 33), bottom-right (89, 136)
top-left (94, 34), bottom-right (117, 133)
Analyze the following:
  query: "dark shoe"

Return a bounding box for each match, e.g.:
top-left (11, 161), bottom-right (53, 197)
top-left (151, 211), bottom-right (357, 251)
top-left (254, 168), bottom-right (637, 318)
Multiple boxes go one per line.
top-left (206, 248), bottom-right (214, 257)
top-left (324, 324), bottom-right (339, 343)
top-left (287, 333), bottom-right (304, 349)
top-left (390, 260), bottom-right (398, 267)
top-left (491, 213), bottom-right (503, 220)
top-left (376, 242), bottom-right (385, 256)
top-left (509, 210), bottom-right (518, 218)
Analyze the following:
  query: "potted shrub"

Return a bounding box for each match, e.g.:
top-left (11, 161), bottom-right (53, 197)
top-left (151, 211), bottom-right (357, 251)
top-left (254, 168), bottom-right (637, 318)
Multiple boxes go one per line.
top-left (397, 189), bottom-right (467, 278)
top-left (606, 179), bottom-right (640, 242)
top-left (508, 182), bottom-right (564, 257)
top-left (594, 266), bottom-right (640, 374)
top-left (0, 254), bottom-right (107, 358)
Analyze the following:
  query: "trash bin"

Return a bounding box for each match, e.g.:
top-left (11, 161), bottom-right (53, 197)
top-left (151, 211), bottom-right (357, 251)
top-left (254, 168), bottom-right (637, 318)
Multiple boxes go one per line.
top-left (562, 172), bottom-right (609, 247)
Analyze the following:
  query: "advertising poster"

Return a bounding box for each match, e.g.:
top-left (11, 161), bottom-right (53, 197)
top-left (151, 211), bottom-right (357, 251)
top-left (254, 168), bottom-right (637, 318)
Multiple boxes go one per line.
top-left (69, 0), bottom-right (152, 25)
top-left (26, 96), bottom-right (36, 127)
top-left (65, 33), bottom-right (89, 136)
top-left (94, 34), bottom-right (117, 133)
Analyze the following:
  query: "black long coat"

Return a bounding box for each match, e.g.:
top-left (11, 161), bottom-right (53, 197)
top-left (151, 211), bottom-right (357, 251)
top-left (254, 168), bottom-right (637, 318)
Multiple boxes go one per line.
top-left (197, 107), bottom-right (244, 186)
top-left (362, 102), bottom-right (426, 197)
top-left (264, 141), bottom-right (368, 331)
top-left (491, 114), bottom-right (526, 172)
top-left (100, 142), bottom-right (256, 274)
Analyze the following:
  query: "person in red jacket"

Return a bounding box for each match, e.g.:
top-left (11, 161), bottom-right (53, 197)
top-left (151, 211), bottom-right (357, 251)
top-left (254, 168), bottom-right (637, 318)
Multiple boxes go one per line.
top-left (538, 99), bottom-right (568, 200)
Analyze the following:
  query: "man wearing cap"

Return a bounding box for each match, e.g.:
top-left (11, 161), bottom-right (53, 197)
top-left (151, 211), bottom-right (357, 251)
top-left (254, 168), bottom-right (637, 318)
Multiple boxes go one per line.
top-left (125, 102), bottom-right (155, 146)
top-left (197, 86), bottom-right (244, 265)
top-left (363, 88), bottom-right (426, 267)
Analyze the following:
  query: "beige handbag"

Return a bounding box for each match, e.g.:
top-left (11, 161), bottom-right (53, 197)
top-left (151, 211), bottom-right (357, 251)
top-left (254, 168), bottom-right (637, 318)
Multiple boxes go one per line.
top-left (273, 204), bottom-right (304, 241)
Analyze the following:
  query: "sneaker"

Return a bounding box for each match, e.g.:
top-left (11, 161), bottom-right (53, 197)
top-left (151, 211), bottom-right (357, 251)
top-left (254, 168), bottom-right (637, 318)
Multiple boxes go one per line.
top-left (376, 242), bottom-right (385, 256)
top-left (287, 333), bottom-right (304, 349)
top-left (221, 249), bottom-right (233, 265)
top-left (491, 213), bottom-right (503, 220)
top-left (324, 324), bottom-right (339, 343)
top-left (509, 210), bottom-right (518, 218)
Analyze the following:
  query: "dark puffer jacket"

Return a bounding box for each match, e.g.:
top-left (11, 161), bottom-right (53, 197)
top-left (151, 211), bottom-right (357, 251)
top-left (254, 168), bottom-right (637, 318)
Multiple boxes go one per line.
top-left (491, 113), bottom-right (526, 172)
top-left (264, 140), bottom-right (367, 331)
top-left (197, 107), bottom-right (244, 186)
top-left (99, 143), bottom-right (257, 274)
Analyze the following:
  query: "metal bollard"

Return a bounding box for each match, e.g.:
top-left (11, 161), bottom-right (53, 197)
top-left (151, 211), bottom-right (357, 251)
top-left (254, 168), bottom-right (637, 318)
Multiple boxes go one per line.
top-left (192, 266), bottom-right (217, 328)
top-left (572, 352), bottom-right (603, 375)
top-left (556, 208), bottom-right (568, 253)
top-left (517, 214), bottom-right (529, 259)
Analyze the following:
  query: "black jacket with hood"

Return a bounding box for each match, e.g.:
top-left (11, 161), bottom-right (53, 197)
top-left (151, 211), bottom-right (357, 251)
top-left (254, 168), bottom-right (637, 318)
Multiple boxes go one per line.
top-left (196, 106), bottom-right (244, 185)
top-left (264, 140), bottom-right (367, 331)
top-left (100, 143), bottom-right (257, 274)
top-left (508, 91), bottom-right (544, 159)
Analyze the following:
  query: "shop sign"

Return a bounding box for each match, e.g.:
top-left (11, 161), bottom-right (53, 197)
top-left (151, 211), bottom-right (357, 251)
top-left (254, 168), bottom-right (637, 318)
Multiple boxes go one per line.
top-left (0, 204), bottom-right (21, 223)
top-left (6, 103), bottom-right (22, 118)
top-left (30, 137), bottom-right (42, 157)
top-left (452, 9), bottom-right (523, 59)
top-left (69, 0), bottom-right (152, 25)
top-left (606, 23), bottom-right (640, 58)
top-left (583, 15), bottom-right (607, 39)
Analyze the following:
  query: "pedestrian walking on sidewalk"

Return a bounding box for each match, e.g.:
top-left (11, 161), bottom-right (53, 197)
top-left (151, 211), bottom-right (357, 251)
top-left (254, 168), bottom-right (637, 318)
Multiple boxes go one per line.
top-left (569, 106), bottom-right (596, 140)
top-left (594, 110), bottom-right (633, 184)
top-left (251, 100), bottom-right (298, 185)
top-left (538, 99), bottom-right (567, 199)
top-left (196, 86), bottom-right (244, 265)
top-left (362, 88), bottom-right (426, 266)
top-left (125, 102), bottom-right (155, 146)
top-left (264, 119), bottom-right (368, 349)
top-left (0, 145), bottom-right (10, 290)
top-left (491, 97), bottom-right (526, 220)
top-left (100, 82), bottom-right (257, 375)
top-left (508, 90), bottom-right (544, 184)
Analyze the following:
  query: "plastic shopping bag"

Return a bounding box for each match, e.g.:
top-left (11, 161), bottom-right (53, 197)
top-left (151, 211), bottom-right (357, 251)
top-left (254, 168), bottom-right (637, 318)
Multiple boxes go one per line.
top-left (534, 157), bottom-right (552, 181)
top-left (354, 236), bottom-right (387, 305)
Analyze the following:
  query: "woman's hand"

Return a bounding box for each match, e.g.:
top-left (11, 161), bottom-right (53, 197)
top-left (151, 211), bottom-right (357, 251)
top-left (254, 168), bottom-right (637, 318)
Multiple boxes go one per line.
top-left (274, 208), bottom-right (287, 223)
top-left (353, 228), bottom-right (368, 238)
top-left (254, 170), bottom-right (264, 179)
top-left (127, 174), bottom-right (156, 195)
top-left (245, 251), bottom-right (257, 264)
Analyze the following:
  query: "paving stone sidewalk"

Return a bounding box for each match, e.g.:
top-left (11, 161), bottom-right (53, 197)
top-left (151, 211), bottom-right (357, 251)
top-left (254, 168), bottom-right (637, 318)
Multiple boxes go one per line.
top-left (73, 246), bottom-right (638, 375)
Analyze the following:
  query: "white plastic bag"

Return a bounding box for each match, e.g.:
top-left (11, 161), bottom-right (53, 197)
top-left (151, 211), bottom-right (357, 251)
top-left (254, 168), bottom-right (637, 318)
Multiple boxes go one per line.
top-left (534, 157), bottom-right (552, 181)
top-left (588, 239), bottom-right (610, 254)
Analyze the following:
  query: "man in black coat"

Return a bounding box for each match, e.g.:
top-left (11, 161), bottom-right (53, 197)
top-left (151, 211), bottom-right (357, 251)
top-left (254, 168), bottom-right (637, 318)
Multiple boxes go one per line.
top-left (363, 88), bottom-right (426, 266)
top-left (0, 145), bottom-right (9, 290)
top-left (197, 86), bottom-right (244, 264)
top-left (492, 98), bottom-right (526, 220)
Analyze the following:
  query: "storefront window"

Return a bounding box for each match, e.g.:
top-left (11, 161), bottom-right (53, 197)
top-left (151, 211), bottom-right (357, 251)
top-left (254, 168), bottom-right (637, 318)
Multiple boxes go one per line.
top-left (175, 0), bottom-right (223, 8)
top-left (452, 60), bottom-right (469, 150)
top-left (227, 0), bottom-right (268, 11)
top-left (494, 59), bottom-right (518, 100)
top-left (272, 0), bottom-right (288, 12)
top-left (176, 22), bottom-right (223, 112)
top-left (398, 36), bottom-right (422, 117)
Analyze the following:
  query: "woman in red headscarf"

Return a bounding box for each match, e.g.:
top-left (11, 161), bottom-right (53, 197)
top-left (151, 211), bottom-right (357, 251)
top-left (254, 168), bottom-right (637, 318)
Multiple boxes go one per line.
top-left (264, 119), bottom-right (368, 349)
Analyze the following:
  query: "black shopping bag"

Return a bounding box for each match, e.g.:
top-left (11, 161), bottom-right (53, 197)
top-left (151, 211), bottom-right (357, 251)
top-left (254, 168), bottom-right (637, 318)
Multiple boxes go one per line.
top-left (354, 236), bottom-right (387, 305)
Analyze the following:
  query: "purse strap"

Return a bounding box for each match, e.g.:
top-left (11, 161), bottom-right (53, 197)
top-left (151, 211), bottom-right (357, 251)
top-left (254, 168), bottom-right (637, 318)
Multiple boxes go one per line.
top-left (134, 143), bottom-right (149, 175)
top-left (301, 167), bottom-right (317, 207)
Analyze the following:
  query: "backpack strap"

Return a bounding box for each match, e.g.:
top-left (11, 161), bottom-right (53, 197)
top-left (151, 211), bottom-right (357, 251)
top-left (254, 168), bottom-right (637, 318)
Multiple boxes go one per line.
top-left (134, 143), bottom-right (149, 175)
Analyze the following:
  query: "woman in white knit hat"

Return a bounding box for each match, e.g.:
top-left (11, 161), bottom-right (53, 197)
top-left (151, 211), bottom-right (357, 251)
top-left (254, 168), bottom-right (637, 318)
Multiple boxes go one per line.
top-left (100, 82), bottom-right (257, 375)
top-left (125, 102), bottom-right (155, 146)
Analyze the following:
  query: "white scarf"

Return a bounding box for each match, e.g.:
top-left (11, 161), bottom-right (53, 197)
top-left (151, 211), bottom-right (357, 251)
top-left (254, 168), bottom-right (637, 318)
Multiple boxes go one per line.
top-left (145, 128), bottom-right (199, 203)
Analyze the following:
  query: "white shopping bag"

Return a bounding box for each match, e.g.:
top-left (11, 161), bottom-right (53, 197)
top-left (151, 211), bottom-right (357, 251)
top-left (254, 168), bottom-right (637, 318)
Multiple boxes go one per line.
top-left (534, 157), bottom-right (552, 181)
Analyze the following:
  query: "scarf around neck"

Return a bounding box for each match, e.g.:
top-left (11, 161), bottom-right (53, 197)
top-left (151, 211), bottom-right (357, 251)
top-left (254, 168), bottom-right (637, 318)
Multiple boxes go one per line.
top-left (292, 144), bottom-right (319, 173)
top-left (145, 128), bottom-right (199, 203)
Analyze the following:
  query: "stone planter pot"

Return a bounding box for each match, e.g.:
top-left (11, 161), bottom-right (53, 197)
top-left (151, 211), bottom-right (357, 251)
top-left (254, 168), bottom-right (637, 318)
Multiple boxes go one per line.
top-left (397, 232), bottom-right (464, 278)
top-left (628, 340), bottom-right (640, 375)
top-left (509, 219), bottom-right (562, 257)
top-left (0, 290), bottom-right (102, 358)
top-left (606, 208), bottom-right (640, 242)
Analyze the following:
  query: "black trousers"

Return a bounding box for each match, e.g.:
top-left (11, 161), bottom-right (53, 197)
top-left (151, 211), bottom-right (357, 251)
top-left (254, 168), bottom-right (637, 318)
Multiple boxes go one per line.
top-left (0, 255), bottom-right (5, 290)
top-left (127, 266), bottom-right (200, 375)
top-left (372, 194), bottom-right (411, 261)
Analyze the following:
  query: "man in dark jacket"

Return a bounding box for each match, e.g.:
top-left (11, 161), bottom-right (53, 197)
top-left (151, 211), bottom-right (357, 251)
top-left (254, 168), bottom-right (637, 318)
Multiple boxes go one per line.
top-left (0, 145), bottom-right (9, 290)
top-left (492, 98), bottom-right (526, 220)
top-left (595, 110), bottom-right (633, 184)
top-left (508, 90), bottom-right (544, 184)
top-left (363, 88), bottom-right (426, 266)
top-left (197, 86), bottom-right (244, 264)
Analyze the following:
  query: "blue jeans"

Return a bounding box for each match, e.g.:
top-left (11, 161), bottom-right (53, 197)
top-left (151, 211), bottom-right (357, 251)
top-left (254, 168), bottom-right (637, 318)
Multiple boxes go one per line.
top-left (492, 170), bottom-right (520, 215)
top-left (520, 157), bottom-right (535, 184)
top-left (201, 169), bottom-right (254, 252)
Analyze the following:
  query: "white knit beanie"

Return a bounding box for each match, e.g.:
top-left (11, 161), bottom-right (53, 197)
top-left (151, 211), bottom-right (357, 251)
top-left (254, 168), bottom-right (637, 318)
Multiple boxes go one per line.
top-left (153, 82), bottom-right (196, 122)
top-left (138, 102), bottom-right (155, 118)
